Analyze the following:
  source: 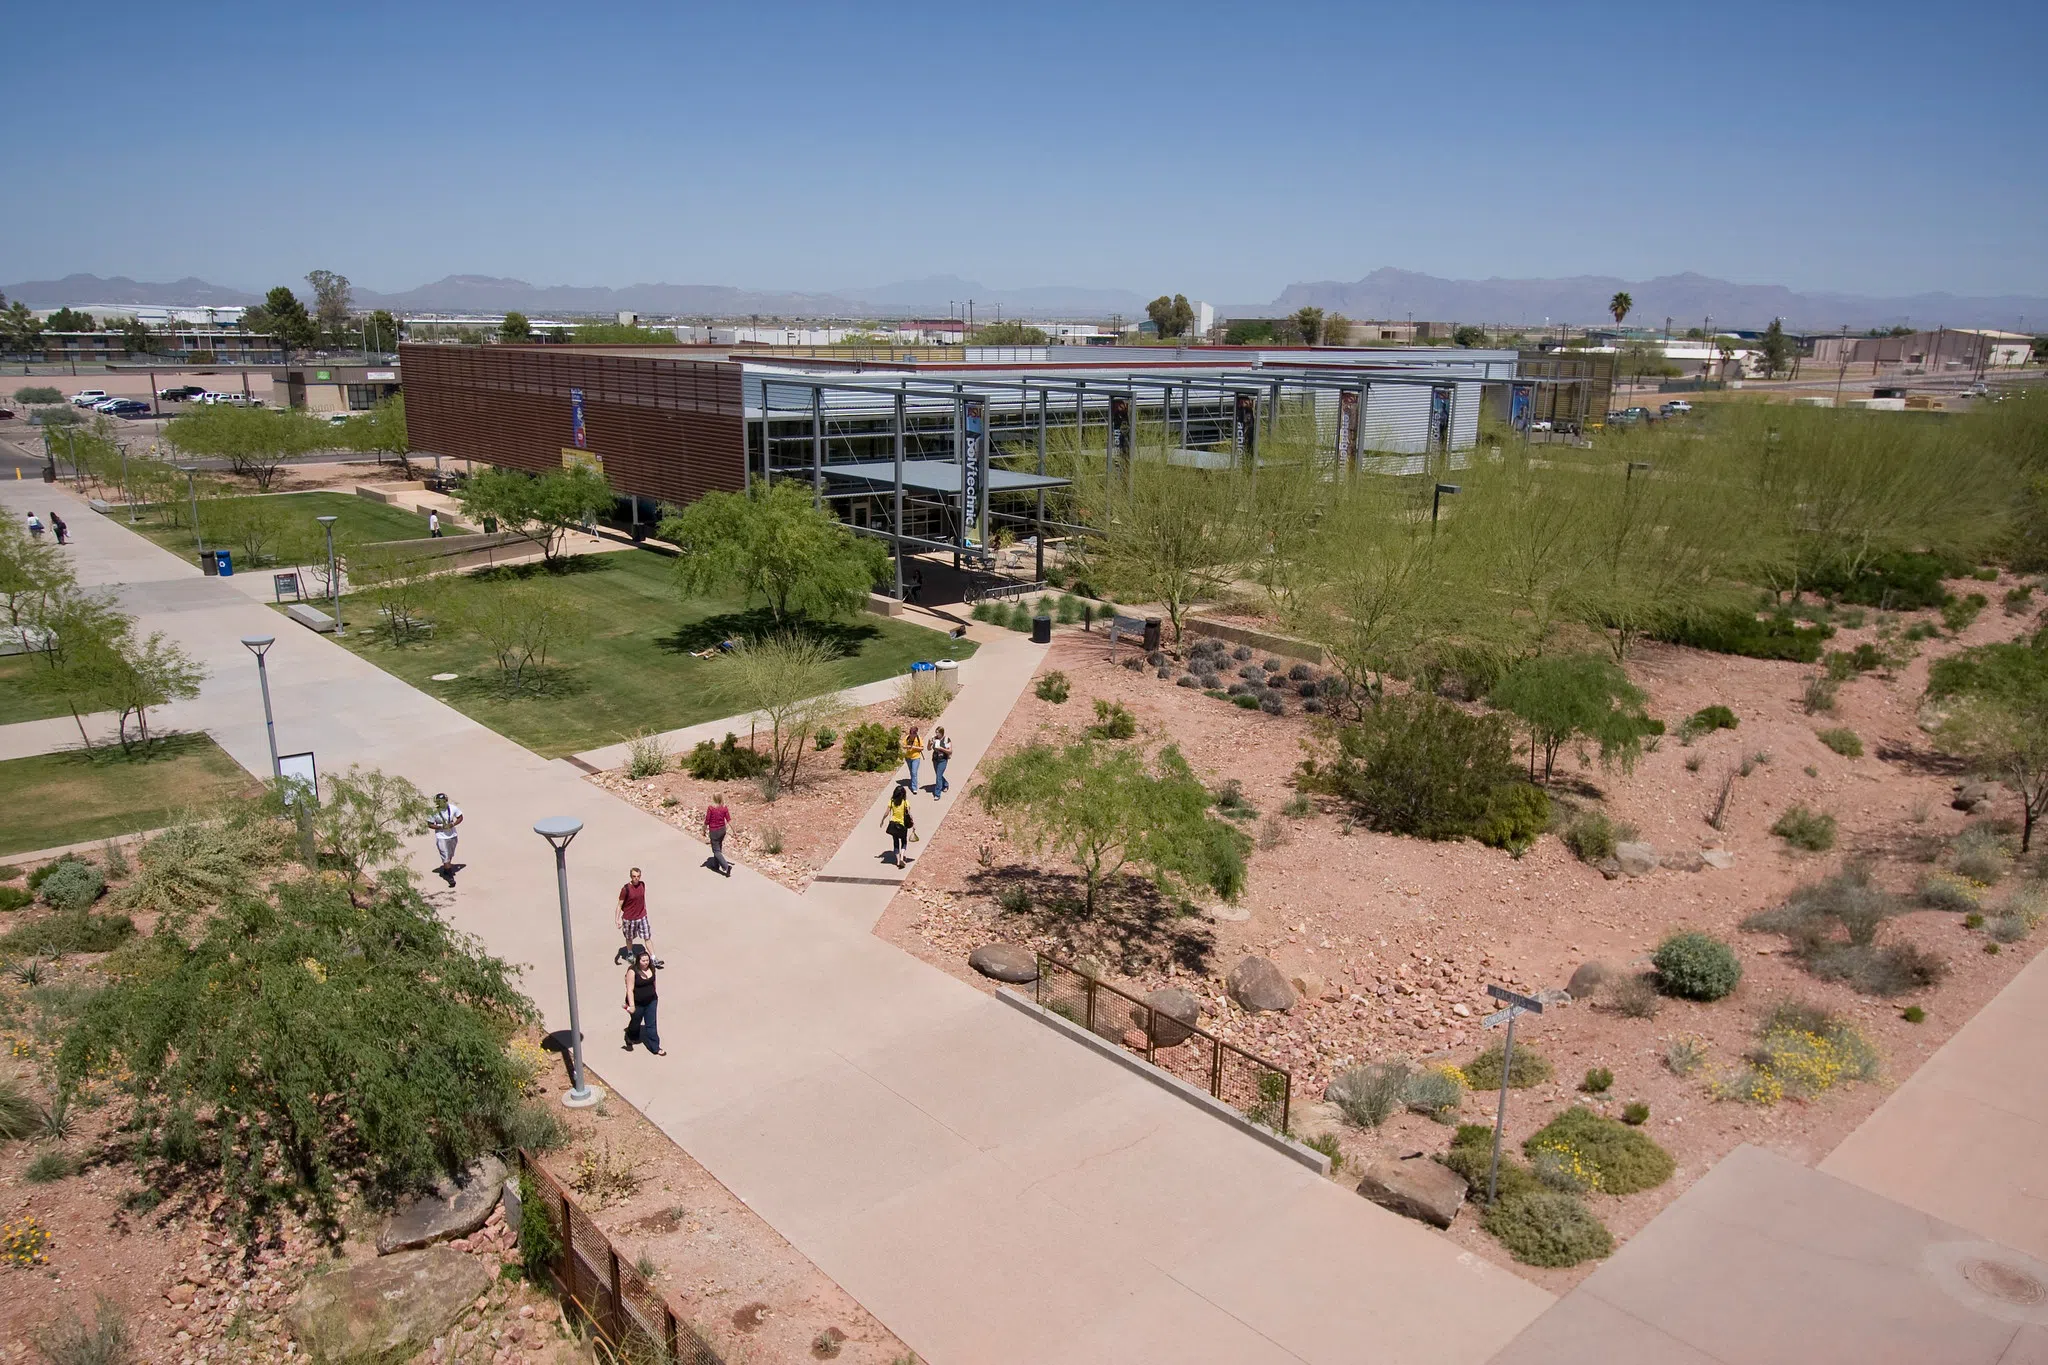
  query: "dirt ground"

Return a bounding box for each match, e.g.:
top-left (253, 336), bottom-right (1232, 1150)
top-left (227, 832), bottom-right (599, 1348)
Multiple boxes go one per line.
top-left (876, 579), bottom-right (2048, 1291)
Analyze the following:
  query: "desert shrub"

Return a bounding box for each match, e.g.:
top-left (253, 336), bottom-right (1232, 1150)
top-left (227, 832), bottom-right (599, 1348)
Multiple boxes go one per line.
top-left (1262, 657), bottom-right (1284, 672)
top-left (1917, 871), bottom-right (1982, 912)
top-left (814, 727), bottom-right (836, 750)
top-left (1259, 695), bottom-right (1285, 715)
top-left (1901, 1005), bottom-right (1927, 1023)
top-left (832, 723), bottom-right (898, 773)
top-left (1006, 602), bottom-right (1033, 631)
top-left (1177, 674), bottom-right (1200, 688)
top-left (1952, 824), bottom-right (2013, 884)
top-left (1280, 793), bottom-right (1314, 819)
top-left (1232, 645), bottom-right (1253, 661)
top-left (1943, 592), bottom-right (1989, 634)
top-left (500, 1100), bottom-right (567, 1156)
top-left (114, 806), bottom-right (291, 920)
top-left (1771, 804), bottom-right (1838, 851)
top-left (623, 732), bottom-right (670, 779)
top-left (1529, 1145), bottom-right (1597, 1194)
top-left (1807, 549), bottom-right (1965, 609)
top-left (1678, 705), bottom-right (1740, 742)
top-left (1483, 1191), bottom-right (1614, 1267)
top-left (1233, 694), bottom-right (1260, 709)
top-left (1749, 1010), bottom-right (1881, 1099)
top-left (995, 883), bottom-right (1032, 914)
top-left (0, 910), bottom-right (135, 957)
top-left (1438, 1126), bottom-right (1541, 1202)
top-left (1325, 1062), bottom-right (1408, 1128)
top-left (1464, 1043), bottom-right (1551, 1090)
top-left (1302, 697), bottom-right (1326, 714)
top-left (518, 1167), bottom-right (564, 1283)
top-left (0, 886), bottom-right (33, 912)
top-left (1055, 595), bottom-right (1082, 624)
top-left (0, 865), bottom-right (18, 881)
top-left (1561, 810), bottom-right (1636, 863)
top-left (1580, 1067), bottom-right (1613, 1094)
top-left (0, 1078), bottom-right (37, 1140)
top-left (1288, 663), bottom-right (1314, 681)
top-left (1652, 931), bottom-right (1742, 1000)
top-left (687, 732), bottom-right (772, 780)
top-left (60, 876), bottom-right (537, 1234)
top-left (1802, 675), bottom-right (1839, 715)
top-left (1743, 864), bottom-right (1945, 996)
top-left (1210, 780), bottom-right (1258, 821)
top-left (2004, 586), bottom-right (2035, 615)
top-left (896, 670), bottom-right (951, 720)
top-left (1472, 782), bottom-right (1551, 856)
top-left (1034, 671), bottom-right (1071, 703)
top-left (25, 1150), bottom-right (76, 1183)
top-left (1296, 694), bottom-right (1524, 846)
top-left (1088, 699), bottom-right (1137, 740)
top-left (1403, 1065), bottom-right (1465, 1122)
top-left (1523, 1106), bottom-right (1674, 1194)
top-left (1607, 974), bottom-right (1661, 1018)
top-left (27, 856), bottom-right (88, 893)
top-left (1665, 1036), bottom-right (1708, 1076)
top-left (1815, 728), bottom-right (1863, 758)
top-left (34, 1295), bottom-right (130, 1365)
top-left (1621, 1102), bottom-right (1650, 1125)
top-left (1304, 1132), bottom-right (1344, 1172)
top-left (1237, 664), bottom-right (1265, 682)
top-left (1659, 610), bottom-right (1830, 663)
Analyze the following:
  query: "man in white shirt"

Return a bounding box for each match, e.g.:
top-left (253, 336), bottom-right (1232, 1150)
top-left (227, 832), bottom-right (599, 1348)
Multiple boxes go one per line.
top-left (428, 510), bottom-right (442, 538)
top-left (428, 793), bottom-right (464, 882)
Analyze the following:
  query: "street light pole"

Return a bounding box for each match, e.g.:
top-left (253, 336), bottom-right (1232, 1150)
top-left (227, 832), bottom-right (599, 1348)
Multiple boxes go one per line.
top-left (181, 466), bottom-right (204, 555)
top-left (241, 635), bottom-right (280, 777)
top-left (533, 817), bottom-right (603, 1109)
top-left (315, 515), bottom-right (342, 632)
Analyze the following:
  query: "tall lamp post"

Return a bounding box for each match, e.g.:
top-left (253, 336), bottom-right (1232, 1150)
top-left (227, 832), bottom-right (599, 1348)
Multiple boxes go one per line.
top-left (180, 466), bottom-right (204, 555)
top-left (1432, 482), bottom-right (1461, 531)
top-left (534, 817), bottom-right (602, 1109)
top-left (241, 635), bottom-right (280, 777)
top-left (315, 515), bottom-right (342, 632)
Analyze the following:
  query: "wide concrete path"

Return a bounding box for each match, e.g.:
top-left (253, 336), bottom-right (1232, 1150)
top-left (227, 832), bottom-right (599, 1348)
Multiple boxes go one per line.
top-left (3, 479), bottom-right (1551, 1365)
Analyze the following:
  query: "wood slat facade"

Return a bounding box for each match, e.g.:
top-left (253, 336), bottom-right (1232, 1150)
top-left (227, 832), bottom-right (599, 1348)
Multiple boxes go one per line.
top-left (400, 344), bottom-right (746, 506)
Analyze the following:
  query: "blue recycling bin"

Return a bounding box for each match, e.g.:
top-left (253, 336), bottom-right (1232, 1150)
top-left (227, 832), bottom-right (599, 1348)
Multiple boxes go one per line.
top-left (213, 549), bottom-right (234, 576)
top-left (910, 660), bottom-right (936, 674)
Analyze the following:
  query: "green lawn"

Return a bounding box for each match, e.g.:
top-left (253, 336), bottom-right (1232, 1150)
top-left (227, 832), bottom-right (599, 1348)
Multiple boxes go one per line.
top-left (299, 548), bottom-right (977, 758)
top-left (0, 733), bottom-right (260, 855)
top-left (0, 655), bottom-right (71, 726)
top-left (130, 491), bottom-right (435, 566)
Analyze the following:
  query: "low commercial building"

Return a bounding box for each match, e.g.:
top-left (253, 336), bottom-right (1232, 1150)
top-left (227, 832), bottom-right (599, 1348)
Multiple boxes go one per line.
top-left (270, 363), bottom-right (401, 413)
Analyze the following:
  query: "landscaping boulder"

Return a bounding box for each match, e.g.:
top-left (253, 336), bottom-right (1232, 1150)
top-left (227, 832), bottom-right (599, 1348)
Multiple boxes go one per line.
top-left (1614, 842), bottom-right (1660, 877)
top-left (1227, 956), bottom-right (1297, 1013)
top-left (1133, 987), bottom-right (1200, 1047)
top-left (1290, 970), bottom-right (1328, 1002)
top-left (376, 1155), bottom-right (508, 1254)
top-left (968, 943), bottom-right (1039, 984)
top-left (1700, 848), bottom-right (1736, 870)
top-left (1565, 962), bottom-right (1611, 999)
top-left (287, 1247), bottom-right (491, 1363)
top-left (1593, 857), bottom-right (1622, 881)
top-left (1954, 781), bottom-right (1996, 813)
top-left (1659, 849), bottom-right (1707, 873)
top-left (1356, 1156), bottom-right (1468, 1229)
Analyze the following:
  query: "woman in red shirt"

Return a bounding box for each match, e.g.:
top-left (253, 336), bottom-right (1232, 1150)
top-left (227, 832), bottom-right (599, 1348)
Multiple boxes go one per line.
top-left (703, 795), bottom-right (733, 877)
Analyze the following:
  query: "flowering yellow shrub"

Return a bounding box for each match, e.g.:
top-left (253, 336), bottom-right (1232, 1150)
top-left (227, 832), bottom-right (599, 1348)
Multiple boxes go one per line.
top-left (1527, 1139), bottom-right (1604, 1192)
top-left (2, 1215), bottom-right (51, 1268)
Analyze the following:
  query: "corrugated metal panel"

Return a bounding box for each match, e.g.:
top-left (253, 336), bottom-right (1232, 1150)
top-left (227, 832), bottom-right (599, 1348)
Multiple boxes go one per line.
top-left (1452, 381), bottom-right (1482, 449)
top-left (1362, 383), bottom-right (1430, 455)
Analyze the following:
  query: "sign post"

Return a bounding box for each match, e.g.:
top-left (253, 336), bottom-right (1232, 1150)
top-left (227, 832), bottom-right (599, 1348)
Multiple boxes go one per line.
top-left (1481, 985), bottom-right (1544, 1206)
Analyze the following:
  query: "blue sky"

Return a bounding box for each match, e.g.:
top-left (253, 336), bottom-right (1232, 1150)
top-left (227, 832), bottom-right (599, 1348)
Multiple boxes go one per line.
top-left (8, 0), bottom-right (2045, 300)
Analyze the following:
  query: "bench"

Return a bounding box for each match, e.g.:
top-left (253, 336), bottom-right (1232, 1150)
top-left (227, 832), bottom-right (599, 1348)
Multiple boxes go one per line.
top-left (286, 604), bottom-right (337, 633)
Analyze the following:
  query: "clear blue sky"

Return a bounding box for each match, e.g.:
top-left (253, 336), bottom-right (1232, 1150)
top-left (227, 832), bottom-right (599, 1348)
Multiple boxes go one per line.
top-left (9, 0), bottom-right (2045, 300)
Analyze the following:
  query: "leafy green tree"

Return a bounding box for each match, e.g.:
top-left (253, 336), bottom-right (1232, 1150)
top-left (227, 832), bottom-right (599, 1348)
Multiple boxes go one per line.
top-left (1144, 294), bottom-right (1196, 340)
top-left (499, 311), bottom-right (532, 342)
top-left (1291, 306), bottom-right (1326, 345)
top-left (364, 309), bottom-right (401, 351)
top-left (165, 405), bottom-right (339, 491)
top-left (456, 465), bottom-right (614, 568)
top-left (59, 872), bottom-right (535, 1237)
top-left (1758, 319), bottom-right (1795, 378)
top-left (0, 300), bottom-right (42, 352)
top-left (977, 740), bottom-right (1249, 915)
top-left (341, 394), bottom-right (411, 476)
top-left (96, 630), bottom-right (204, 752)
top-left (1489, 652), bottom-right (1658, 783)
top-left (704, 631), bottom-right (847, 791)
top-left (247, 286), bottom-right (317, 353)
top-left (969, 320), bottom-right (1049, 345)
top-left (1928, 633), bottom-right (2048, 851)
top-left (1452, 324), bottom-right (1489, 347)
top-left (304, 269), bottom-right (353, 339)
top-left (0, 509), bottom-right (78, 635)
top-left (351, 543), bottom-right (437, 644)
top-left (657, 480), bottom-right (885, 622)
top-left (312, 765), bottom-right (435, 898)
top-left (1225, 319), bottom-right (1276, 345)
top-left (1078, 462), bottom-right (1249, 642)
top-left (45, 307), bottom-right (96, 332)
top-left (114, 315), bottom-right (152, 354)
top-left (1609, 292), bottom-right (1633, 326)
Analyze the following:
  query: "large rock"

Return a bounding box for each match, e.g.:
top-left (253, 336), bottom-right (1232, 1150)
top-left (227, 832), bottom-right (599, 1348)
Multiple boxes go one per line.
top-left (1132, 988), bottom-right (1200, 1047)
top-left (1227, 956), bottom-right (1297, 1013)
top-left (1566, 962), bottom-right (1611, 999)
top-left (287, 1247), bottom-right (492, 1363)
top-left (376, 1155), bottom-right (508, 1254)
top-left (1659, 848), bottom-right (1707, 873)
top-left (968, 943), bottom-right (1038, 984)
top-left (1356, 1156), bottom-right (1469, 1228)
top-left (1954, 781), bottom-right (1996, 813)
top-left (1700, 848), bottom-right (1736, 870)
top-left (1614, 842), bottom-right (1660, 877)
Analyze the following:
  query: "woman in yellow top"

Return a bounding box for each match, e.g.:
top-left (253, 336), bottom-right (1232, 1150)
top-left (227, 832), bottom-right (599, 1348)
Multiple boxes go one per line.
top-left (903, 725), bottom-right (925, 795)
top-left (881, 781), bottom-right (916, 865)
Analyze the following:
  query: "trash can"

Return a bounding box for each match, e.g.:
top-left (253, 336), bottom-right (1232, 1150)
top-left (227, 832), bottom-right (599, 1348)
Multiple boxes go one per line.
top-left (198, 550), bottom-right (219, 575)
top-left (483, 515), bottom-right (498, 534)
top-left (1143, 617), bottom-right (1162, 651)
top-left (213, 549), bottom-right (234, 577)
top-left (1032, 614), bottom-right (1052, 645)
top-left (935, 659), bottom-right (962, 692)
top-left (41, 464), bottom-right (56, 483)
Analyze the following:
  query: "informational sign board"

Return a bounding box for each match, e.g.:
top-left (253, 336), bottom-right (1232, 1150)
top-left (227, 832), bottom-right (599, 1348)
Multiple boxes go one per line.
top-left (272, 572), bottom-right (301, 602)
top-left (1337, 389), bottom-right (1361, 467)
top-left (961, 398), bottom-right (987, 548)
top-left (277, 751), bottom-right (319, 807)
top-left (569, 387), bottom-right (587, 449)
top-left (561, 448), bottom-right (603, 475)
top-left (1485, 984), bottom-right (1545, 1013)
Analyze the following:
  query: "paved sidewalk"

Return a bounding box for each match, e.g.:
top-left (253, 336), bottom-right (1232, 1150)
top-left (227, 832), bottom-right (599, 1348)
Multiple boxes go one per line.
top-left (7, 481), bottom-right (1554, 1365)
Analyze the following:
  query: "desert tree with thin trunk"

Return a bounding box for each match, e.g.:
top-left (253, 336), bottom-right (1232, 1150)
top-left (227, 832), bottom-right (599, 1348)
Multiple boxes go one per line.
top-left (704, 631), bottom-right (848, 792)
top-left (1079, 460), bottom-right (1251, 642)
top-left (1928, 635), bottom-right (2048, 852)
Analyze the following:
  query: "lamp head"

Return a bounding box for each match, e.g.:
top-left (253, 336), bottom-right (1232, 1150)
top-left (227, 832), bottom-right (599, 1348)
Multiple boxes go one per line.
top-left (533, 816), bottom-right (583, 849)
top-left (315, 515), bottom-right (338, 527)
top-left (240, 634), bottom-right (275, 656)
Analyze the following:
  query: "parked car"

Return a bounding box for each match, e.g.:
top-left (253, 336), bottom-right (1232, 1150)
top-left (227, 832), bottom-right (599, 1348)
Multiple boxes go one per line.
top-left (0, 407), bottom-right (13, 420)
top-left (1665, 399), bottom-right (1693, 413)
top-left (323, 412), bottom-right (355, 426)
top-left (92, 397), bottom-right (129, 413)
top-left (158, 385), bottom-right (206, 401)
top-left (69, 389), bottom-right (109, 407)
top-left (104, 399), bottom-right (151, 417)
top-left (1527, 419), bottom-right (1553, 432)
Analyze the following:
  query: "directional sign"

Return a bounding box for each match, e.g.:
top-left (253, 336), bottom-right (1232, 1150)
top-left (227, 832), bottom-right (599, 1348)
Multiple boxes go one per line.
top-left (1481, 1006), bottom-right (1526, 1029)
top-left (1485, 984), bottom-right (1545, 1014)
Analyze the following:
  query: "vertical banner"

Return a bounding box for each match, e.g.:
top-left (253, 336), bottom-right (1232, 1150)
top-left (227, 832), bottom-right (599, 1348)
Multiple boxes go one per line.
top-left (1337, 388), bottom-right (1361, 468)
top-left (961, 398), bottom-right (986, 549)
top-left (569, 387), bottom-right (587, 449)
top-left (1509, 382), bottom-right (1534, 434)
top-left (1109, 395), bottom-right (1132, 460)
top-left (1234, 391), bottom-right (1258, 465)
top-left (1428, 384), bottom-right (1454, 454)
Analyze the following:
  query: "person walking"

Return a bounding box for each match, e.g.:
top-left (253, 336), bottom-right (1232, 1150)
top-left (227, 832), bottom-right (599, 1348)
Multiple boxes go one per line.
top-left (621, 944), bottom-right (664, 1055)
top-left (427, 792), bottom-right (463, 883)
top-left (929, 725), bottom-right (953, 799)
top-left (617, 867), bottom-right (651, 944)
top-left (907, 565), bottom-right (925, 604)
top-left (702, 794), bottom-right (733, 877)
top-left (48, 513), bottom-right (67, 546)
top-left (25, 512), bottom-right (43, 541)
top-left (427, 509), bottom-right (443, 538)
top-left (881, 781), bottom-right (916, 866)
top-left (903, 725), bottom-right (924, 796)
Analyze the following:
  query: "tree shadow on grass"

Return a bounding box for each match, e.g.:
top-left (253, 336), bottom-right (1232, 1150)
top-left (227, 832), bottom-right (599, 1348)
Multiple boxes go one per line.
top-left (963, 864), bottom-right (1216, 977)
top-left (469, 554), bottom-right (618, 585)
top-left (657, 609), bottom-right (883, 658)
top-left (432, 665), bottom-right (589, 704)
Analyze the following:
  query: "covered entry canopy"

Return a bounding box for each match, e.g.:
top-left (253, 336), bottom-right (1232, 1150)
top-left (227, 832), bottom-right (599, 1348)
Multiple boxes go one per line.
top-left (820, 459), bottom-right (1068, 495)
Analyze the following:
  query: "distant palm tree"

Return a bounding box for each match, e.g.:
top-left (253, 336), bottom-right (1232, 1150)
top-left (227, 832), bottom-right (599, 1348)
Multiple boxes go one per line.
top-left (1609, 292), bottom-right (1633, 326)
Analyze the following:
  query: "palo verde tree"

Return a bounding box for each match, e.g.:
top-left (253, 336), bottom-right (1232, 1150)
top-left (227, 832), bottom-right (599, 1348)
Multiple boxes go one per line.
top-left (657, 479), bottom-right (886, 622)
top-left (164, 404), bottom-right (339, 491)
top-left (704, 631), bottom-right (848, 792)
top-left (456, 464), bottom-right (616, 568)
top-left (1489, 651), bottom-right (1658, 783)
top-left (450, 575), bottom-right (587, 694)
top-left (1927, 631), bottom-right (2048, 851)
top-left (977, 739), bottom-right (1249, 916)
top-left (1077, 461), bottom-right (1250, 642)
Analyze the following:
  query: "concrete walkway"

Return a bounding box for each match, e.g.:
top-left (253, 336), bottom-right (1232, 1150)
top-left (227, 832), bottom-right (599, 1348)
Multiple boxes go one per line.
top-left (5, 479), bottom-right (1552, 1365)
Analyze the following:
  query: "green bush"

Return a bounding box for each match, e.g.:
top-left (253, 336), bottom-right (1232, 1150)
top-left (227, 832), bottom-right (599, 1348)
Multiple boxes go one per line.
top-left (37, 861), bottom-right (105, 912)
top-left (25, 1150), bottom-right (77, 1183)
top-left (35, 1297), bottom-right (132, 1365)
top-left (1952, 824), bottom-right (2013, 884)
top-left (1621, 1102), bottom-right (1650, 1126)
top-left (1658, 611), bottom-right (1830, 663)
top-left (0, 910), bottom-right (135, 957)
top-left (1402, 1066), bottom-right (1464, 1123)
top-left (1296, 694), bottom-right (1522, 845)
top-left (1653, 931), bottom-right (1742, 1000)
top-left (1088, 699), bottom-right (1137, 740)
top-left (1325, 1062), bottom-right (1408, 1128)
top-left (1304, 1132), bottom-right (1344, 1172)
top-left (1580, 1067), bottom-right (1613, 1094)
top-left (840, 722), bottom-right (904, 772)
top-left (0, 1077), bottom-right (38, 1140)
top-left (1464, 1043), bottom-right (1552, 1090)
top-left (1472, 782), bottom-right (1551, 856)
top-left (1035, 670), bottom-right (1071, 703)
top-left (1483, 1191), bottom-right (1613, 1267)
top-left (27, 856), bottom-right (88, 894)
top-left (1815, 727), bottom-right (1863, 758)
top-left (115, 806), bottom-right (292, 920)
top-left (685, 732), bottom-right (771, 781)
top-left (1806, 550), bottom-right (1966, 610)
top-left (1561, 810), bottom-right (1635, 863)
top-left (1523, 1106), bottom-right (1674, 1194)
top-left (0, 886), bottom-right (30, 912)
top-left (1771, 804), bottom-right (1838, 851)
top-left (1942, 592), bottom-right (1989, 634)
top-left (518, 1167), bottom-right (564, 1282)
top-left (1901, 1005), bottom-right (1926, 1023)
top-left (1678, 705), bottom-right (1739, 742)
top-left (0, 865), bottom-right (19, 881)
top-left (1438, 1130), bottom-right (1541, 1202)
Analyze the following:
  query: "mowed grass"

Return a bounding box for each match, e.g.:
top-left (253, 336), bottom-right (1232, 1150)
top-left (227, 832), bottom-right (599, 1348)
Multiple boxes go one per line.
top-left (301, 548), bottom-right (977, 758)
top-left (0, 732), bottom-right (259, 855)
top-left (129, 491), bottom-right (434, 564)
top-left (0, 654), bottom-right (72, 725)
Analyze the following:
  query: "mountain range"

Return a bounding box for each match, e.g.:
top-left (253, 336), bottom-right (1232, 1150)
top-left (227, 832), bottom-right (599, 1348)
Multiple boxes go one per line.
top-left (5, 269), bottom-right (2043, 332)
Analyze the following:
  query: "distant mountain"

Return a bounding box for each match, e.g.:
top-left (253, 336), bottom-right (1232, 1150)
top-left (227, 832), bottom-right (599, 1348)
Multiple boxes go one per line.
top-left (353, 275), bottom-right (869, 318)
top-left (2, 273), bottom-right (260, 308)
top-left (850, 276), bottom-right (1151, 318)
top-left (1257, 268), bottom-right (2047, 332)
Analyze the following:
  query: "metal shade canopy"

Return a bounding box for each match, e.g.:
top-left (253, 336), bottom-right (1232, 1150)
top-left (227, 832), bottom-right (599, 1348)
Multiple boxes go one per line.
top-left (819, 459), bottom-right (1068, 495)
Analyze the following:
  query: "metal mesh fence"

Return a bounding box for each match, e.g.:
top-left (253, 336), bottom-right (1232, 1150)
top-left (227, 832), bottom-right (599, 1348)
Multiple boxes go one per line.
top-left (1031, 954), bottom-right (1291, 1134)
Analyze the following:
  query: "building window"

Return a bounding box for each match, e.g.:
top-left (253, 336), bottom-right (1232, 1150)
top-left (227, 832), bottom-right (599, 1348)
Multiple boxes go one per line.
top-left (344, 384), bottom-right (394, 411)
